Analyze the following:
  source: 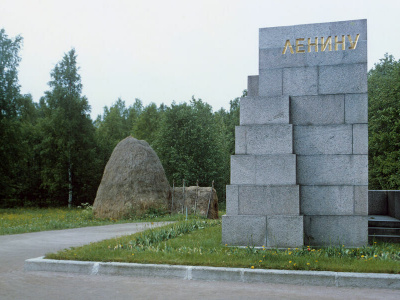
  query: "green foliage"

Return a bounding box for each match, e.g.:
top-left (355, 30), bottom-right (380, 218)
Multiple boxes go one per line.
top-left (46, 223), bottom-right (400, 274)
top-left (37, 49), bottom-right (101, 206)
top-left (0, 28), bottom-right (22, 117)
top-left (136, 207), bottom-right (169, 219)
top-left (132, 102), bottom-right (163, 146)
top-left (0, 27), bottom-right (242, 208)
top-left (0, 207), bottom-right (203, 235)
top-left (129, 219), bottom-right (219, 248)
top-left (94, 94), bottom-right (241, 205)
top-left (12, 94), bottom-right (44, 205)
top-left (226, 93), bottom-right (242, 154)
top-left (154, 97), bottom-right (230, 200)
top-left (0, 29), bottom-right (24, 201)
top-left (95, 98), bottom-right (143, 167)
top-left (0, 207), bottom-right (118, 235)
top-left (368, 54), bottom-right (400, 189)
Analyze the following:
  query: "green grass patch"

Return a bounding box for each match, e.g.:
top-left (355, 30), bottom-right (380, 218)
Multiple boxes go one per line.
top-left (0, 206), bottom-right (198, 235)
top-left (46, 220), bottom-right (400, 273)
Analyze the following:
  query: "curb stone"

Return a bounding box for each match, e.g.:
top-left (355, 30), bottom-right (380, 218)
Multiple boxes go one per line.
top-left (24, 257), bottom-right (400, 289)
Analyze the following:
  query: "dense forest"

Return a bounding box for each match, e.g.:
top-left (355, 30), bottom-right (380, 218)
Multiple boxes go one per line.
top-left (368, 54), bottom-right (400, 190)
top-left (0, 29), bottom-right (241, 208)
top-left (1, 28), bottom-right (400, 208)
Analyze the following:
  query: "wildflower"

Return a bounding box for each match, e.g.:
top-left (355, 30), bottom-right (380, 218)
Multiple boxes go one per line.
top-left (259, 260), bottom-right (262, 263)
top-left (315, 260), bottom-right (318, 263)
top-left (251, 266), bottom-right (254, 269)
top-left (293, 263), bottom-right (297, 266)
top-left (374, 255), bottom-right (378, 258)
top-left (361, 255), bottom-right (365, 258)
top-left (289, 261), bottom-right (292, 264)
top-left (225, 244), bottom-right (227, 246)
top-left (132, 253), bottom-right (134, 256)
top-left (307, 263), bottom-right (310, 265)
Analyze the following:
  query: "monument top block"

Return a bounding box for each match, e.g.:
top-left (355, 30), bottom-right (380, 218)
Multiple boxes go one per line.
top-left (259, 19), bottom-right (367, 49)
top-left (258, 19), bottom-right (367, 70)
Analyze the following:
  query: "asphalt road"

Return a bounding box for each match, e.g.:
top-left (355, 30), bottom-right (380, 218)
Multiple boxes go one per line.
top-left (1, 223), bottom-right (399, 300)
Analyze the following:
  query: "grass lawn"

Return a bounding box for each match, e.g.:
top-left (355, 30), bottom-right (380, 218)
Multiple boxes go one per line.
top-left (0, 206), bottom-right (193, 235)
top-left (46, 219), bottom-right (400, 274)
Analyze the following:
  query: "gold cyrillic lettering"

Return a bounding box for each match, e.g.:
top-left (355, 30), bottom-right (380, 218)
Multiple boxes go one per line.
top-left (335, 35), bottom-right (345, 51)
top-left (296, 38), bottom-right (305, 53)
top-left (307, 37), bottom-right (318, 52)
top-left (348, 34), bottom-right (360, 50)
top-left (282, 40), bottom-right (294, 54)
top-left (283, 34), bottom-right (360, 55)
top-left (321, 36), bottom-right (332, 52)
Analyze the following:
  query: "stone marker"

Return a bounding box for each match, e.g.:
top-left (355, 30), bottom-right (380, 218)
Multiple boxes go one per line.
top-left (223, 19), bottom-right (368, 247)
top-left (93, 137), bottom-right (171, 219)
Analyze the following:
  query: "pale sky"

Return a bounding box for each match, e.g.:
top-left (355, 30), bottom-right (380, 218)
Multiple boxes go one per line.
top-left (2, 0), bottom-right (400, 119)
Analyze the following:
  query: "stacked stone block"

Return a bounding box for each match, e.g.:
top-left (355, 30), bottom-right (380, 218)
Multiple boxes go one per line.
top-left (223, 95), bottom-right (303, 247)
top-left (222, 19), bottom-right (368, 247)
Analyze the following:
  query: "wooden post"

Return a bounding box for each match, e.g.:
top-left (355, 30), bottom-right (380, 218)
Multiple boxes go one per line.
top-left (194, 180), bottom-right (199, 215)
top-left (183, 179), bottom-right (187, 220)
top-left (171, 180), bottom-right (175, 213)
top-left (207, 180), bottom-right (214, 219)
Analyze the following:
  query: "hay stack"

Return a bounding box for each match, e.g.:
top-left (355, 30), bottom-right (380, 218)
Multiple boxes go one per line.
top-left (171, 186), bottom-right (218, 219)
top-left (93, 137), bottom-right (170, 219)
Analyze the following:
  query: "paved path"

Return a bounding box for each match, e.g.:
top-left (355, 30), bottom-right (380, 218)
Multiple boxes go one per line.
top-left (1, 223), bottom-right (400, 300)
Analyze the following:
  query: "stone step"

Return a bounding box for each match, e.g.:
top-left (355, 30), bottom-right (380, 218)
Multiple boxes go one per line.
top-left (368, 235), bottom-right (400, 244)
top-left (367, 215), bottom-right (400, 243)
top-left (368, 220), bottom-right (400, 228)
top-left (368, 227), bottom-right (400, 236)
top-left (368, 215), bottom-right (400, 228)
